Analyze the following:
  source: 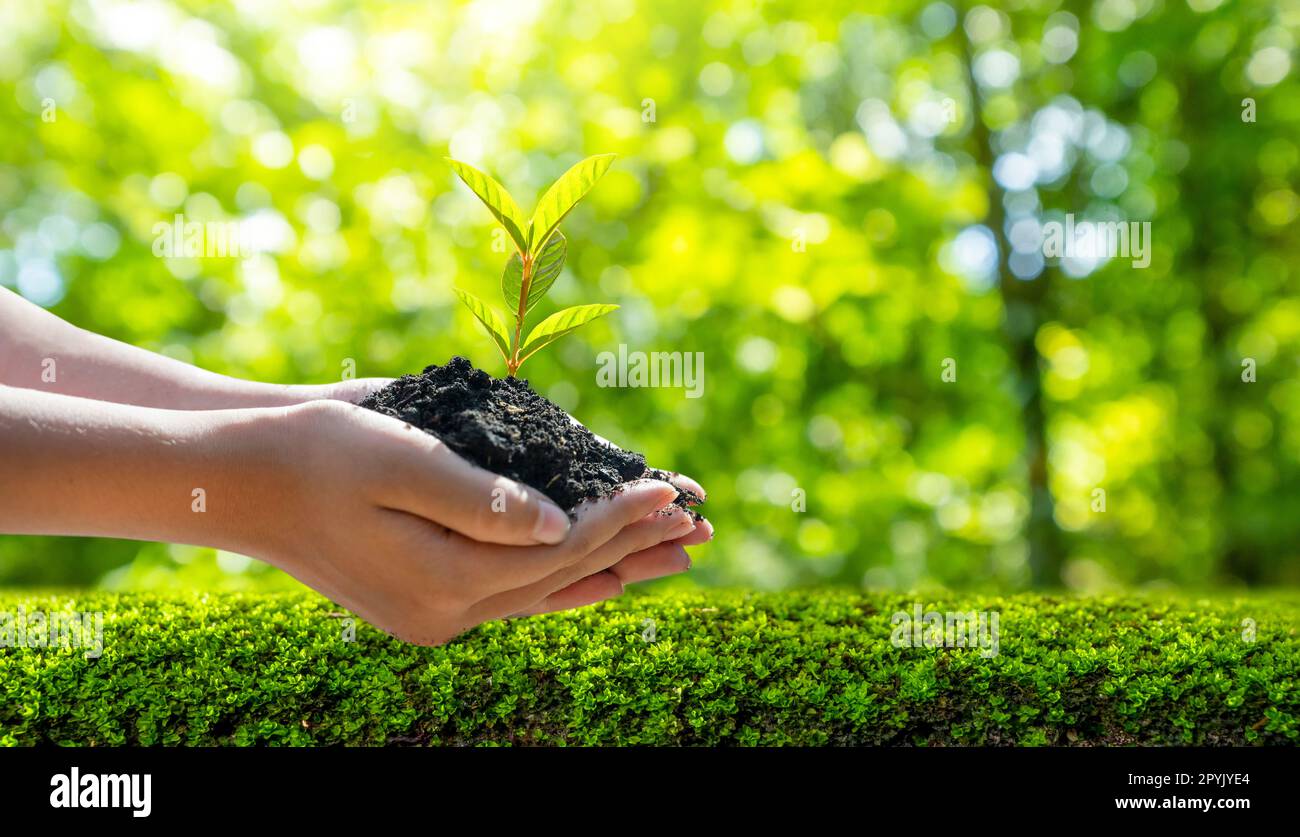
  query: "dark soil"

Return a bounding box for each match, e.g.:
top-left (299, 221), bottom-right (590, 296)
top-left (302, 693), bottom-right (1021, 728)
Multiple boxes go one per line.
top-left (357, 356), bottom-right (702, 515)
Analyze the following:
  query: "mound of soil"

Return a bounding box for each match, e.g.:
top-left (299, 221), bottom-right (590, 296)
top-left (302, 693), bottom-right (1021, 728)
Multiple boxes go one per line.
top-left (357, 356), bottom-right (701, 515)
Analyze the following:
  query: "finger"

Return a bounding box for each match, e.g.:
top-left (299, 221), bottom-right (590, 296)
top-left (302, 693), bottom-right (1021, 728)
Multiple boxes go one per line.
top-left (608, 542), bottom-right (692, 585)
top-left (506, 524), bottom-right (700, 618)
top-left (674, 516), bottom-right (713, 546)
top-left (509, 540), bottom-right (693, 618)
top-left (557, 507), bottom-right (696, 587)
top-left (510, 571), bottom-right (625, 617)
top-left (620, 508), bottom-right (708, 544)
top-left (470, 504), bottom-right (694, 621)
top-left (663, 471), bottom-right (707, 501)
top-left (369, 414), bottom-right (572, 547)
top-left (466, 479), bottom-right (681, 591)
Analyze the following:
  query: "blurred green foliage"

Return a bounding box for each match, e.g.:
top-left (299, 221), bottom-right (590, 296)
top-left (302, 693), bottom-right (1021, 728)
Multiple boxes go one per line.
top-left (1, 0), bottom-right (1298, 591)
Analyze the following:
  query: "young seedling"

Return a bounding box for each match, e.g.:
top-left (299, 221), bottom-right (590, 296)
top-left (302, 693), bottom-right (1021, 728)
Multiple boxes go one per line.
top-left (448, 154), bottom-right (619, 377)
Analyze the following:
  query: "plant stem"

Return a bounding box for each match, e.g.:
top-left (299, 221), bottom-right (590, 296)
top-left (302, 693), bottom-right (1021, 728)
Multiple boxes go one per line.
top-left (507, 252), bottom-right (533, 376)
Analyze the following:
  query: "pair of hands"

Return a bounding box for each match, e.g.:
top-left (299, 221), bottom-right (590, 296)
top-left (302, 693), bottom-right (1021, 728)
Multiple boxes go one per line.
top-left (0, 287), bottom-right (711, 647)
top-left (269, 382), bottom-right (711, 646)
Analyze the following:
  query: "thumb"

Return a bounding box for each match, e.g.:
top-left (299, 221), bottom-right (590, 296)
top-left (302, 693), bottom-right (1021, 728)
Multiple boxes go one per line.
top-left (368, 409), bottom-right (572, 546)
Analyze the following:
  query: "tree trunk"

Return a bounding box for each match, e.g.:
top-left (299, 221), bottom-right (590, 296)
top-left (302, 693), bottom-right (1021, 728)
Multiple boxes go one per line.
top-left (960, 21), bottom-right (1064, 587)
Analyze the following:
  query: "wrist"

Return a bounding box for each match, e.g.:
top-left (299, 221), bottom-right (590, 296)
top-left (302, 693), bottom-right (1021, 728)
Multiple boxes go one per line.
top-left (0, 390), bottom-right (267, 552)
top-left (177, 405), bottom-right (300, 558)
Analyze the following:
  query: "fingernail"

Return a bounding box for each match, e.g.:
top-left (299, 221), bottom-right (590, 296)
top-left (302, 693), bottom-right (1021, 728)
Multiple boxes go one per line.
top-left (533, 501), bottom-right (570, 544)
top-left (682, 478), bottom-right (707, 501)
top-left (627, 478), bottom-right (680, 508)
top-left (641, 477), bottom-right (678, 493)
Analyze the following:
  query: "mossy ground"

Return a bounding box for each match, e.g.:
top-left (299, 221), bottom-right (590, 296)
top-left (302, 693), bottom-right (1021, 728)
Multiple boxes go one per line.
top-left (1, 590), bottom-right (1296, 746)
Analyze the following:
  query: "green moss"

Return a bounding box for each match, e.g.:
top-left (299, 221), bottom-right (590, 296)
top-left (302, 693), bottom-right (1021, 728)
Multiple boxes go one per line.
top-left (1, 590), bottom-right (1297, 746)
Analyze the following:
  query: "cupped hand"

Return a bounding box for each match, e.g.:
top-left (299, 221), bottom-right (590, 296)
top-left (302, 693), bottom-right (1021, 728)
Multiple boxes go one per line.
top-left (254, 399), bottom-right (704, 645)
top-left (310, 377), bottom-right (713, 612)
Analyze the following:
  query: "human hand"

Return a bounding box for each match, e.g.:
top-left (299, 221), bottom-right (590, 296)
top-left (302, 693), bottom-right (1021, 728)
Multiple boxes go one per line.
top-left (307, 378), bottom-right (714, 613)
top-left (247, 399), bottom-right (704, 644)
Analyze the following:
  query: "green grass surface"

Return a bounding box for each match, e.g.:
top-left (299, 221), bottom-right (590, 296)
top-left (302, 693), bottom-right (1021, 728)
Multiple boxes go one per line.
top-left (1, 590), bottom-right (1297, 746)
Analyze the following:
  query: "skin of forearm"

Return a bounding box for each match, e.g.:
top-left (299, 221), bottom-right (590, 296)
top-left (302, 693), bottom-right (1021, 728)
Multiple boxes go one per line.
top-left (0, 286), bottom-right (321, 409)
top-left (0, 383), bottom-right (286, 554)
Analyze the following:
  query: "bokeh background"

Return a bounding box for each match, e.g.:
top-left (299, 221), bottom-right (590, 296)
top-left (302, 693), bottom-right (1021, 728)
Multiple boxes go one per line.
top-left (1, 0), bottom-right (1298, 593)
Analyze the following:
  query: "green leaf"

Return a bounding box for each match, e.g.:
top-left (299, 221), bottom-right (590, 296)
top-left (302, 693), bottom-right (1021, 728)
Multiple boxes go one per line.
top-left (501, 231), bottom-right (566, 316)
top-left (527, 154), bottom-right (616, 255)
top-left (520, 303), bottom-right (618, 362)
top-left (445, 158), bottom-right (529, 253)
top-left (454, 288), bottom-right (512, 363)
